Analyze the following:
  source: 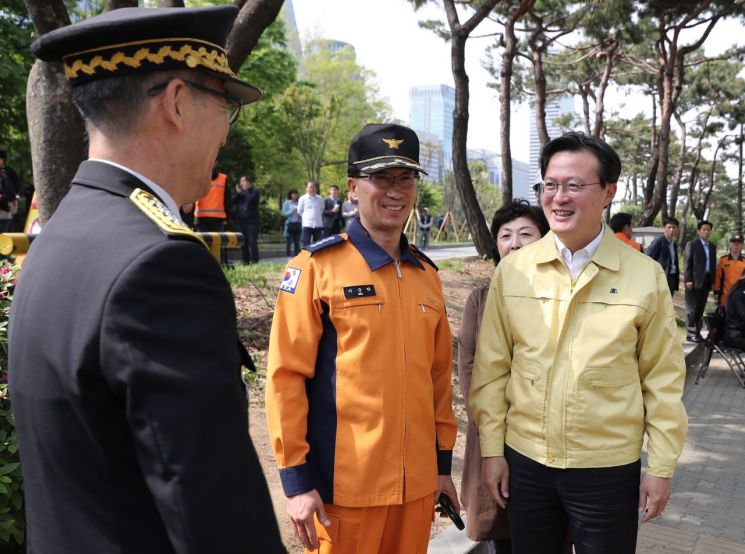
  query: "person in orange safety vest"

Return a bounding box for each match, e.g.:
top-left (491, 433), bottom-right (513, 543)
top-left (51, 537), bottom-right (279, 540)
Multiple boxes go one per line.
top-left (195, 168), bottom-right (230, 264)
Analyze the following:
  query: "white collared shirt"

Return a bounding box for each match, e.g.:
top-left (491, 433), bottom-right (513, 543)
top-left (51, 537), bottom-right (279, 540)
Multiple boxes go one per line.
top-left (89, 158), bottom-right (182, 221)
top-left (554, 223), bottom-right (605, 281)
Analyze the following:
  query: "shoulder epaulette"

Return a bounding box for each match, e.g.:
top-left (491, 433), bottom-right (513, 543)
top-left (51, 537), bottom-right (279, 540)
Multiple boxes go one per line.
top-left (410, 244), bottom-right (438, 271)
top-left (129, 188), bottom-right (207, 249)
top-left (304, 234), bottom-right (346, 254)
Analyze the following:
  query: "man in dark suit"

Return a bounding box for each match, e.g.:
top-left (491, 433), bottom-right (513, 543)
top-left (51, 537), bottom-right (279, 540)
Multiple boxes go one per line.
top-left (8, 6), bottom-right (284, 553)
top-left (647, 216), bottom-right (680, 295)
top-left (684, 220), bottom-right (717, 341)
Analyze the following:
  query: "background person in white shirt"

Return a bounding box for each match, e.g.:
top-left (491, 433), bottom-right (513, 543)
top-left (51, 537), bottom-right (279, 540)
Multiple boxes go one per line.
top-left (297, 181), bottom-right (325, 246)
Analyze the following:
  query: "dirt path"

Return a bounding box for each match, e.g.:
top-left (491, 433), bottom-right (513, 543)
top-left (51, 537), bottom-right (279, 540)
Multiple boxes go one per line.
top-left (238, 258), bottom-right (494, 553)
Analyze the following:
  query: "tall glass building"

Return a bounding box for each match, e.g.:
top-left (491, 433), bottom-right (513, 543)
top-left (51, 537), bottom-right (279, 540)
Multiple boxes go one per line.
top-left (528, 94), bottom-right (574, 201)
top-left (409, 85), bottom-right (455, 175)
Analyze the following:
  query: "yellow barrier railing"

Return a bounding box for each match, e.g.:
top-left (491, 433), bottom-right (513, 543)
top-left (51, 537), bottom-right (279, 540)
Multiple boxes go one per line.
top-left (0, 232), bottom-right (244, 264)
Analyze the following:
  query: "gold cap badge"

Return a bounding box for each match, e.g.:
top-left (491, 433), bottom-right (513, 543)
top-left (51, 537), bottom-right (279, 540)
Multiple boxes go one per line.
top-left (382, 138), bottom-right (404, 149)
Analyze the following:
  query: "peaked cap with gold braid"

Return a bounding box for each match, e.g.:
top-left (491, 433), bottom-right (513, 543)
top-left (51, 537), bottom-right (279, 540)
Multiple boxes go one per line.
top-left (30, 5), bottom-right (261, 105)
top-left (348, 123), bottom-right (428, 176)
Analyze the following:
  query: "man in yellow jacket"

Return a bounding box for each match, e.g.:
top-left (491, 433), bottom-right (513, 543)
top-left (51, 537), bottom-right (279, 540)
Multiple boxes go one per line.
top-left (470, 132), bottom-right (687, 554)
top-left (266, 123), bottom-right (458, 553)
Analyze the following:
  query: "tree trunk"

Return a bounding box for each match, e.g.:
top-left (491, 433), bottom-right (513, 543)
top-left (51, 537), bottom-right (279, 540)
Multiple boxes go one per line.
top-left (579, 86), bottom-right (591, 135)
top-left (107, 0), bottom-right (138, 9)
top-left (26, 62), bottom-right (86, 224)
top-left (25, 0), bottom-right (283, 222)
top-left (226, 0), bottom-right (285, 72)
top-left (738, 122), bottom-right (743, 235)
top-left (678, 197), bottom-right (689, 251)
top-left (443, 0), bottom-right (498, 259)
top-left (498, 22), bottom-right (516, 205)
top-left (591, 39), bottom-right (618, 139)
top-left (532, 47), bottom-right (550, 151)
top-left (498, 1), bottom-right (534, 205)
top-left (25, 0), bottom-right (83, 224)
top-left (451, 34), bottom-right (495, 259)
top-left (639, 5), bottom-right (731, 226)
top-left (669, 111), bottom-right (686, 218)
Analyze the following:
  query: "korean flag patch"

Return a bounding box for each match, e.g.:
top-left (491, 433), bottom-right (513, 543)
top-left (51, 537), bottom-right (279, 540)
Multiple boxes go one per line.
top-left (280, 267), bottom-right (302, 294)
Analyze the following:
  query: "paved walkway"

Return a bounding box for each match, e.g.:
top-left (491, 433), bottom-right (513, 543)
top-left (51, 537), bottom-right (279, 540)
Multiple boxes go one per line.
top-left (431, 346), bottom-right (745, 554)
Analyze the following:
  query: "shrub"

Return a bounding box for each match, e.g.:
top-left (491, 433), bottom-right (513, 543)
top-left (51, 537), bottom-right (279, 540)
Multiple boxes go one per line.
top-left (0, 262), bottom-right (24, 548)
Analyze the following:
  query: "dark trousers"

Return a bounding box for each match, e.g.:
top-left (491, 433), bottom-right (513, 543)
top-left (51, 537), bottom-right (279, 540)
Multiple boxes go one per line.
top-left (685, 274), bottom-right (712, 336)
top-left (286, 230), bottom-right (301, 257)
top-left (302, 227), bottom-right (323, 246)
top-left (666, 272), bottom-right (679, 296)
top-left (505, 445), bottom-right (640, 554)
top-left (196, 218), bottom-right (228, 265)
top-left (237, 219), bottom-right (259, 263)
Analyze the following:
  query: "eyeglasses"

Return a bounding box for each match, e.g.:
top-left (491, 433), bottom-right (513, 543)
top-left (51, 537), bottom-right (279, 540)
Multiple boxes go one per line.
top-left (359, 172), bottom-right (420, 189)
top-left (540, 181), bottom-right (601, 197)
top-left (147, 80), bottom-right (242, 125)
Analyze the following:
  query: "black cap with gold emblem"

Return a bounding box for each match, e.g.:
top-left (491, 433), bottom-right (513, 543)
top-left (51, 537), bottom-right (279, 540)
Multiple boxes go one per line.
top-left (348, 123), bottom-right (428, 176)
top-left (30, 5), bottom-right (262, 105)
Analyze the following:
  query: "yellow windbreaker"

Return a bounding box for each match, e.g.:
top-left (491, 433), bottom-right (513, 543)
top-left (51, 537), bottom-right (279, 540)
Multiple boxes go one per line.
top-left (470, 228), bottom-right (687, 478)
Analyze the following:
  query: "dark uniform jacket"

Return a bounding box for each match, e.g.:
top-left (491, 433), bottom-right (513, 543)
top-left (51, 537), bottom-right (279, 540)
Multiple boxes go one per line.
top-left (8, 161), bottom-right (284, 554)
top-left (647, 234), bottom-right (679, 292)
top-left (724, 279), bottom-right (745, 350)
top-left (684, 238), bottom-right (717, 290)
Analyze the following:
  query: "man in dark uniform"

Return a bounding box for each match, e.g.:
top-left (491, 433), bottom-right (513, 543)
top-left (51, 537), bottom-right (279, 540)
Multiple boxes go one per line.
top-left (646, 217), bottom-right (680, 295)
top-left (684, 220), bottom-right (717, 341)
top-left (8, 6), bottom-right (284, 553)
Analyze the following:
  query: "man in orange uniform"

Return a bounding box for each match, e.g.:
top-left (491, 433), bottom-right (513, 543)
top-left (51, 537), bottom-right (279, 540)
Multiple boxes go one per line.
top-left (610, 212), bottom-right (643, 252)
top-left (714, 234), bottom-right (745, 307)
top-left (266, 123), bottom-right (458, 553)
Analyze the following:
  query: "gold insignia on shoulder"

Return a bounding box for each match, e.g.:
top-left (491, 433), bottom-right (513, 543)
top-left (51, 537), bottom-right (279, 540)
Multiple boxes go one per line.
top-left (382, 138), bottom-right (404, 149)
top-left (129, 188), bottom-right (207, 249)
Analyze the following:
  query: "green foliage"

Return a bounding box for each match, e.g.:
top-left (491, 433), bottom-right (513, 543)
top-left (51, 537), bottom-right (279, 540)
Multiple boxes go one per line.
top-left (0, 262), bottom-right (24, 548)
top-left (223, 262), bottom-right (286, 289)
top-left (221, 19), bottom-right (302, 211)
top-left (438, 259), bottom-right (466, 273)
top-left (274, 81), bottom-right (343, 184)
top-left (299, 43), bottom-right (391, 187)
top-left (0, 1), bottom-right (35, 179)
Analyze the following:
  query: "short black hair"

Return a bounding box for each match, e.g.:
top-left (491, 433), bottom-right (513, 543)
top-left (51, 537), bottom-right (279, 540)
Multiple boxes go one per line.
top-left (697, 220), bottom-right (713, 230)
top-left (491, 199), bottom-right (549, 264)
top-left (0, 148), bottom-right (6, 160)
top-left (72, 69), bottom-right (203, 136)
top-left (287, 188), bottom-right (298, 199)
top-left (540, 131), bottom-right (622, 187)
top-left (664, 217), bottom-right (679, 227)
top-left (609, 212), bottom-right (633, 233)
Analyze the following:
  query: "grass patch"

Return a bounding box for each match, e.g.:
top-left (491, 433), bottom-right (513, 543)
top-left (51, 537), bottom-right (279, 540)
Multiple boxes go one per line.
top-left (439, 259), bottom-right (466, 273)
top-left (223, 262), bottom-right (286, 288)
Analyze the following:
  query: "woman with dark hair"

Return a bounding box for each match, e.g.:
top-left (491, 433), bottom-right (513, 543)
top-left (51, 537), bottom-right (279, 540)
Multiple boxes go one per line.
top-left (281, 188), bottom-right (302, 257)
top-left (457, 199), bottom-right (552, 553)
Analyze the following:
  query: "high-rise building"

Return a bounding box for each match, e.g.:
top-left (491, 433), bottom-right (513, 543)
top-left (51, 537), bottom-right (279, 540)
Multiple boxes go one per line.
top-left (467, 149), bottom-right (530, 201)
top-left (409, 85), bottom-right (455, 176)
top-left (528, 94), bottom-right (574, 196)
top-left (417, 131), bottom-right (445, 182)
top-left (280, 0), bottom-right (302, 63)
top-left (306, 39), bottom-right (356, 59)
